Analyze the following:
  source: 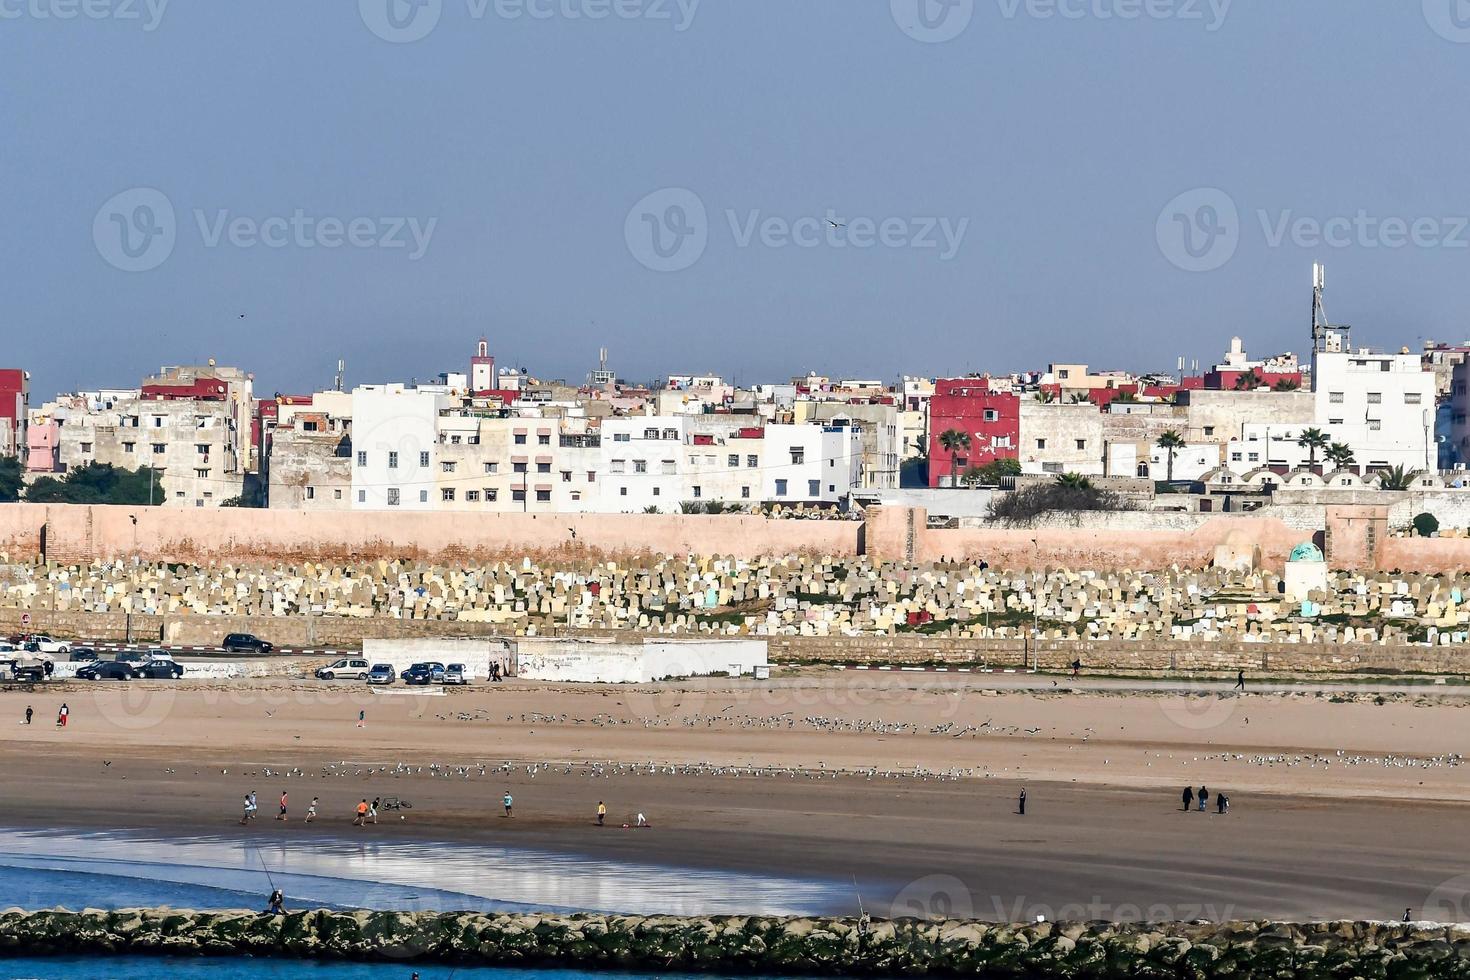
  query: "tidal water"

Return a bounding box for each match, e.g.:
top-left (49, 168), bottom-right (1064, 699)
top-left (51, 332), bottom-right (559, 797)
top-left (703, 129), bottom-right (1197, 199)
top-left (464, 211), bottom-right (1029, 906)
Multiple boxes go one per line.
top-left (0, 958), bottom-right (789, 979)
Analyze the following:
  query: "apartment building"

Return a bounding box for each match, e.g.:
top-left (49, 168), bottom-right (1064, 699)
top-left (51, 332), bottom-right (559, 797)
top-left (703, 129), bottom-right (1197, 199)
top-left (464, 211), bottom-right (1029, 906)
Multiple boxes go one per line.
top-left (0, 369), bottom-right (26, 463)
top-left (792, 398), bottom-right (899, 489)
top-left (927, 379), bottom-right (1020, 486)
top-left (1313, 342), bottom-right (1436, 473)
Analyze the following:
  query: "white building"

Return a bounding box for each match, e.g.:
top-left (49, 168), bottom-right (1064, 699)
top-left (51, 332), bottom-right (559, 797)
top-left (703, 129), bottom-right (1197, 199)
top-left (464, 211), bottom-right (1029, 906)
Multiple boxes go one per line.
top-left (350, 385), bottom-right (446, 510)
top-left (1313, 337), bottom-right (1436, 473)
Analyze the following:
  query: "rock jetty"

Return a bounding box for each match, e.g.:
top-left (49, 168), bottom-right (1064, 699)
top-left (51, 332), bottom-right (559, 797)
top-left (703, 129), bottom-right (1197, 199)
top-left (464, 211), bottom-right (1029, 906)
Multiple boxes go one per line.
top-left (1, 909), bottom-right (1468, 977)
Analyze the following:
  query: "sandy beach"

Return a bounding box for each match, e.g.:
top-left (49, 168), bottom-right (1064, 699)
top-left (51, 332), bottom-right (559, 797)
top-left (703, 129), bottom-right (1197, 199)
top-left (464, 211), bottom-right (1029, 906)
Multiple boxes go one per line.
top-left (1, 669), bottom-right (1467, 922)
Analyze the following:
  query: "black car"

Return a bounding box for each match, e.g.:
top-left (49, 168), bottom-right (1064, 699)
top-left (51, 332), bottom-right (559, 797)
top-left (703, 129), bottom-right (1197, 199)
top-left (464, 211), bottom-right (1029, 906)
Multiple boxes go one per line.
top-left (223, 633), bottom-right (274, 654)
top-left (69, 649), bottom-right (100, 663)
top-left (115, 651), bottom-right (149, 665)
top-left (136, 659), bottom-right (185, 679)
top-left (77, 661), bottom-right (133, 681)
top-left (401, 662), bottom-right (446, 685)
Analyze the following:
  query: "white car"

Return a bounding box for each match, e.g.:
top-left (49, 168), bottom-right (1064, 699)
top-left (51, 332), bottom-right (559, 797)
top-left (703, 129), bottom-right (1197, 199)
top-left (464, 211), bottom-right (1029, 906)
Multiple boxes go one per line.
top-left (23, 635), bottom-right (69, 656)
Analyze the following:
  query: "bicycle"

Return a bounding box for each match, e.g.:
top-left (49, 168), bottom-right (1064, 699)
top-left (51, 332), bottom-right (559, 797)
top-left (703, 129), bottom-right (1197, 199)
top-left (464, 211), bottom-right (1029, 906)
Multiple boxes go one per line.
top-left (380, 797), bottom-right (413, 812)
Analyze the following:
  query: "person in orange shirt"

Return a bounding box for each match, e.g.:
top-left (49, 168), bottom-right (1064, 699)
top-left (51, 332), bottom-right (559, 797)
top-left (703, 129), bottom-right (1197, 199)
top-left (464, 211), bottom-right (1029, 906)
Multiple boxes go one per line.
top-left (277, 791), bottom-right (288, 821)
top-left (353, 799), bottom-right (369, 826)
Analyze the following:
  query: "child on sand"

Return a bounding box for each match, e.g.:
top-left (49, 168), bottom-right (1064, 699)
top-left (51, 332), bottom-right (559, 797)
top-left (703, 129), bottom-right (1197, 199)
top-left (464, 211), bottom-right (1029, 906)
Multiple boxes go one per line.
top-left (306, 797), bottom-right (318, 823)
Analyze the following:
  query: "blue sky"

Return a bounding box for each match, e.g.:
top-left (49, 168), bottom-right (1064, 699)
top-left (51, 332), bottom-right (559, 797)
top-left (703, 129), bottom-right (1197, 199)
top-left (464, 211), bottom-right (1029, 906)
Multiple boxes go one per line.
top-left (3, 0), bottom-right (1469, 398)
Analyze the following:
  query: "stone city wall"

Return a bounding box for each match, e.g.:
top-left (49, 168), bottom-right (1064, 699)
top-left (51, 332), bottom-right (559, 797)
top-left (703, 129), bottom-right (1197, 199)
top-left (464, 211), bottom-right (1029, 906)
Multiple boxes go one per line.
top-left (0, 909), bottom-right (1466, 978)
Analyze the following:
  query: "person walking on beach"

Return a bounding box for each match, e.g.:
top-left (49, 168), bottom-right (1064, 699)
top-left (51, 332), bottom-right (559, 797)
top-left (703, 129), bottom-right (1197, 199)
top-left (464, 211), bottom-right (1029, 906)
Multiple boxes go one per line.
top-left (248, 791), bottom-right (258, 821)
top-left (240, 794), bottom-right (252, 825)
top-left (23, 705), bottom-right (32, 725)
top-left (1071, 659), bottom-right (1081, 679)
top-left (277, 791), bottom-right (288, 821)
top-left (596, 801), bottom-right (606, 827)
top-left (636, 812), bottom-right (648, 827)
top-left (1182, 786), bottom-right (1194, 812)
top-left (369, 797), bottom-right (379, 824)
top-left (1235, 670), bottom-right (1245, 692)
top-left (503, 791), bottom-right (513, 817)
top-left (353, 799), bottom-right (369, 826)
top-left (56, 703), bottom-right (68, 728)
top-left (1018, 787), bottom-right (1027, 816)
top-left (1197, 786), bottom-right (1209, 812)
top-left (306, 797), bottom-right (318, 823)
top-left (1216, 792), bottom-right (1228, 815)
top-left (357, 709), bottom-right (365, 729)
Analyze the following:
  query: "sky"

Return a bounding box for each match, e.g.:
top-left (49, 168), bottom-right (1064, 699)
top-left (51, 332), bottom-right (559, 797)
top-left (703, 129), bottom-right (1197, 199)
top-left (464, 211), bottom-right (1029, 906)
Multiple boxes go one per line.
top-left (3, 0), bottom-right (1470, 400)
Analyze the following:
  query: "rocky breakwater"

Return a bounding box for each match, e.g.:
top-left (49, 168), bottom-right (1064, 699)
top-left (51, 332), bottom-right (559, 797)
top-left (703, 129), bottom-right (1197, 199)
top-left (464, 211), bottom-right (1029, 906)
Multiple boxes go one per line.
top-left (1, 909), bottom-right (1469, 976)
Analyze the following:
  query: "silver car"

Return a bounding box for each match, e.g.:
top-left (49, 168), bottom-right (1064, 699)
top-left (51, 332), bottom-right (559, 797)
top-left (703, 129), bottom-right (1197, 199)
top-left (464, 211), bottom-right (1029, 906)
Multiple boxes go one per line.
top-left (443, 663), bottom-right (468, 685)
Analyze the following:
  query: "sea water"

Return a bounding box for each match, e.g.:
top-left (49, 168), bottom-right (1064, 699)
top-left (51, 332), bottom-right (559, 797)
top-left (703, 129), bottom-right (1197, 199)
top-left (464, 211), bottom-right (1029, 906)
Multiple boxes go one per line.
top-left (0, 958), bottom-right (797, 979)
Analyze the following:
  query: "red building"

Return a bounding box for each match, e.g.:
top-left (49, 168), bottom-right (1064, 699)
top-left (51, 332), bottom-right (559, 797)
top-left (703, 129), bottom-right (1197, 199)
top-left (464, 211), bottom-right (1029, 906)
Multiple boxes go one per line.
top-left (0, 369), bottom-right (27, 462)
top-left (927, 379), bottom-right (1020, 487)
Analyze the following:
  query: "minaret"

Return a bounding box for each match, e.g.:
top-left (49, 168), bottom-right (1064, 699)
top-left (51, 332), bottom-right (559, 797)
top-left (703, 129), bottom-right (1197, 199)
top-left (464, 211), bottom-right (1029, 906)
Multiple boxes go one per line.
top-left (471, 337), bottom-right (495, 392)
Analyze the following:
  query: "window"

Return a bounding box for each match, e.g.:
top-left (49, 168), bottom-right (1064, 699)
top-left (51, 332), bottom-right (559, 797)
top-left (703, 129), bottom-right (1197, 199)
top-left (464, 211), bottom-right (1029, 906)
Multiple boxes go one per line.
top-left (693, 485), bottom-right (702, 498)
top-left (614, 432), bottom-right (631, 442)
top-left (356, 451), bottom-right (367, 466)
top-left (466, 490), bottom-right (480, 502)
top-left (305, 487), bottom-right (316, 500)
top-left (303, 421), bottom-right (319, 432)
top-left (610, 459), bottom-right (626, 473)
top-left (152, 417), bottom-right (164, 428)
top-left (333, 489), bottom-right (342, 500)
top-left (1329, 418), bottom-right (1344, 425)
top-left (828, 484), bottom-right (835, 492)
top-left (122, 442), bottom-right (135, 453)
top-left (532, 462), bottom-right (548, 474)
top-left (561, 470), bottom-right (572, 482)
top-left (660, 459), bottom-right (676, 475)
top-left (388, 451), bottom-right (399, 469)
top-left (358, 490), bottom-right (366, 503)
top-left (1405, 392), bottom-right (1423, 405)
top-left (1367, 392), bottom-right (1382, 404)
top-left (536, 489), bottom-right (551, 502)
top-left (1368, 419), bottom-right (1383, 431)
top-left (513, 462), bottom-right (528, 474)
top-left (741, 486), bottom-right (751, 498)
top-left (1230, 452), bottom-right (1243, 462)
top-left (790, 448), bottom-right (805, 465)
top-left (387, 488), bottom-right (400, 506)
top-left (80, 442), bottom-right (92, 453)
top-left (484, 462), bottom-right (498, 473)
top-left (442, 488), bottom-right (455, 501)
top-left (1036, 438), bottom-right (1047, 450)
top-left (775, 479), bottom-right (788, 497)
top-left (152, 443), bottom-right (165, 454)
top-left (644, 428), bottom-right (659, 439)
top-left (586, 471), bottom-right (596, 482)
top-left (1248, 452), bottom-right (1260, 462)
top-left (421, 451), bottom-right (431, 466)
top-left (419, 490), bottom-right (428, 502)
top-left (663, 428), bottom-right (678, 440)
top-left (634, 460), bottom-right (647, 473)
top-left (538, 434), bottom-right (551, 445)
top-left (727, 454), bottom-right (739, 467)
top-left (1329, 392), bottom-right (1344, 404)
top-left (449, 435), bottom-right (461, 445)
top-left (486, 488), bottom-right (498, 501)
top-left (196, 443), bottom-right (209, 455)
top-left (747, 455), bottom-right (758, 468)
top-left (808, 479), bottom-right (820, 496)
top-left (514, 433), bottom-right (527, 445)
top-left (652, 487), bottom-right (660, 496)
top-left (512, 489), bottom-right (526, 502)
top-left (1203, 426), bottom-right (1215, 437)
top-left (1075, 439), bottom-right (1086, 450)
top-left (441, 461), bottom-right (456, 473)
top-left (619, 487), bottom-right (628, 496)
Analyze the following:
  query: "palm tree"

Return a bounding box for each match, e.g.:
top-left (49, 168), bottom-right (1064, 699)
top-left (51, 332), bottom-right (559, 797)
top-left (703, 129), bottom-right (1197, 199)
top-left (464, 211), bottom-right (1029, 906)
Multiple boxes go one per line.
top-left (1055, 473), bottom-right (1093, 490)
top-left (937, 428), bottom-right (972, 488)
top-left (1325, 442), bottom-right (1356, 472)
top-left (1273, 378), bottom-right (1301, 392)
top-left (1113, 390), bottom-right (1138, 404)
top-left (1034, 390), bottom-right (1056, 404)
top-left (1296, 427), bottom-right (1329, 473)
top-left (1069, 392), bottom-right (1092, 404)
top-left (1235, 369), bottom-right (1265, 391)
top-left (1377, 464), bottom-right (1418, 491)
top-left (1156, 430), bottom-right (1186, 483)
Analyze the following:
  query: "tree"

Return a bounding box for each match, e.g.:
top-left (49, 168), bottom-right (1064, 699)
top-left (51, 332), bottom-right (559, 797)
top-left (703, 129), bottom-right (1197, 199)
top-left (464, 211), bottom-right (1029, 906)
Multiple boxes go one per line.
top-left (937, 428), bottom-right (972, 488)
top-left (23, 463), bottom-right (161, 505)
top-left (1055, 473), bottom-right (1093, 490)
top-left (1156, 430), bottom-right (1185, 483)
top-left (990, 481), bottom-right (1135, 524)
top-left (1296, 428), bottom-right (1329, 473)
top-left (0, 456), bottom-right (21, 503)
top-left (1325, 442), bottom-right (1356, 472)
top-left (1235, 369), bottom-right (1265, 391)
top-left (1113, 390), bottom-right (1138, 404)
top-left (1273, 378), bottom-right (1301, 392)
top-left (1377, 464), bottom-right (1418, 491)
top-left (1069, 392), bottom-right (1092, 404)
top-left (963, 457), bottom-right (1020, 487)
top-left (1413, 512), bottom-right (1440, 538)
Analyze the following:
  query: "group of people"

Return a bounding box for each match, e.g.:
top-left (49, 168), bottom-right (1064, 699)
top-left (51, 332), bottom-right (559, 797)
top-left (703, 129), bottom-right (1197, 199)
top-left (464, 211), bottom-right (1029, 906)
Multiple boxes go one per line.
top-left (1182, 785), bottom-right (1230, 814)
top-left (595, 801), bottom-right (648, 827)
top-left (240, 791), bottom-right (320, 824)
top-left (20, 703), bottom-right (67, 727)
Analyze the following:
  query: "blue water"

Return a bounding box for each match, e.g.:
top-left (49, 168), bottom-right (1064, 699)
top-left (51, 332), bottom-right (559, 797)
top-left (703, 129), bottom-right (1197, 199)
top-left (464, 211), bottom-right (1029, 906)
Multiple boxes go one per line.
top-left (0, 958), bottom-right (779, 979)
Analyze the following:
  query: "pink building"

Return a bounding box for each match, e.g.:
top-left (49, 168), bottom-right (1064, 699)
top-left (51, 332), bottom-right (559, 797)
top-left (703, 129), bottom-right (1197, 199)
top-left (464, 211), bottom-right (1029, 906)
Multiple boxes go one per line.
top-left (26, 419), bottom-right (58, 473)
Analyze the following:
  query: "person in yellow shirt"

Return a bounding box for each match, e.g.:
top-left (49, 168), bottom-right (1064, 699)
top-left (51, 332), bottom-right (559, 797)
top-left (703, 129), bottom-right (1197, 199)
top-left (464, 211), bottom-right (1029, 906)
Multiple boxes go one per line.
top-left (596, 801), bottom-right (607, 827)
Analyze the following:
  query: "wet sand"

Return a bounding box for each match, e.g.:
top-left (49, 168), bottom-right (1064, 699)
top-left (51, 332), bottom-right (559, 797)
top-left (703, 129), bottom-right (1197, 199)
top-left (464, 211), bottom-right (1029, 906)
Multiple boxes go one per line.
top-left (0, 672), bottom-right (1467, 921)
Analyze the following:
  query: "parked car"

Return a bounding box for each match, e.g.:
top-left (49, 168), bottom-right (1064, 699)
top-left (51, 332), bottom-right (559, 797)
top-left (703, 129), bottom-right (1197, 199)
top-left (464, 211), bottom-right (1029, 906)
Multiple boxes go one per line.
top-left (315, 658), bottom-right (369, 680)
top-left (69, 648), bottom-right (100, 662)
top-left (366, 663), bottom-right (396, 685)
top-left (222, 633), bottom-right (274, 654)
top-left (77, 661), bottom-right (134, 681)
top-left (443, 663), bottom-right (468, 685)
top-left (401, 662), bottom-right (446, 685)
top-left (21, 634), bottom-right (70, 655)
top-left (136, 659), bottom-right (185, 679)
top-left (115, 651), bottom-right (149, 665)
